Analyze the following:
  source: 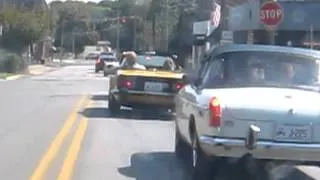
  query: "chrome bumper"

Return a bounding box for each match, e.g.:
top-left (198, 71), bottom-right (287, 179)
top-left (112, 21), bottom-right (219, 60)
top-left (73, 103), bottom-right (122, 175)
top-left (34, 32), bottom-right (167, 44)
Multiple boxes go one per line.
top-left (199, 136), bottom-right (320, 162)
top-left (126, 90), bottom-right (174, 96)
top-left (113, 89), bottom-right (175, 108)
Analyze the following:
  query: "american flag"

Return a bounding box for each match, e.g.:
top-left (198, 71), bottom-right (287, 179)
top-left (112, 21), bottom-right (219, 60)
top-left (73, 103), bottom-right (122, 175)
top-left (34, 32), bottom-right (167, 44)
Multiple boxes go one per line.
top-left (210, 1), bottom-right (221, 28)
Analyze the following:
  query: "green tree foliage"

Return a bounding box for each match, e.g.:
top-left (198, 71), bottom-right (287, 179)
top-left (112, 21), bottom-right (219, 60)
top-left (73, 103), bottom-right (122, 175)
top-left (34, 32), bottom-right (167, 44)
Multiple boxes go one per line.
top-left (147, 0), bottom-right (180, 50)
top-left (0, 5), bottom-right (49, 53)
top-left (51, 1), bottom-right (99, 55)
top-left (50, 0), bottom-right (181, 52)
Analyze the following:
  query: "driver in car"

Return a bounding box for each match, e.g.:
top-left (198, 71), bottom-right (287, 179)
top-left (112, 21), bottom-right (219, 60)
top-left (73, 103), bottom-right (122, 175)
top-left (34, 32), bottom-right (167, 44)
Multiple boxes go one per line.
top-left (119, 51), bottom-right (146, 70)
top-left (248, 62), bottom-right (265, 83)
top-left (163, 58), bottom-right (176, 71)
top-left (280, 62), bottom-right (295, 83)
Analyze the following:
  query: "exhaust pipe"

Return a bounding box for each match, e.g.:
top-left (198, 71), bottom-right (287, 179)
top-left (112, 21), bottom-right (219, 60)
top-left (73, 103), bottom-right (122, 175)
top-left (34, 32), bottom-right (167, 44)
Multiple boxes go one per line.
top-left (245, 124), bottom-right (261, 150)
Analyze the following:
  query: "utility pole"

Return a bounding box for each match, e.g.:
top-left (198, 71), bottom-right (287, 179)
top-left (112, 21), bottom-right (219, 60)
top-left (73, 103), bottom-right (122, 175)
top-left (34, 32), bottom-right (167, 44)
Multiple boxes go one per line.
top-left (72, 30), bottom-right (75, 58)
top-left (220, 0), bottom-right (227, 45)
top-left (165, 0), bottom-right (169, 51)
top-left (116, 1), bottom-right (120, 53)
top-left (133, 17), bottom-right (137, 50)
top-left (310, 24), bottom-right (314, 49)
top-left (59, 19), bottom-right (65, 63)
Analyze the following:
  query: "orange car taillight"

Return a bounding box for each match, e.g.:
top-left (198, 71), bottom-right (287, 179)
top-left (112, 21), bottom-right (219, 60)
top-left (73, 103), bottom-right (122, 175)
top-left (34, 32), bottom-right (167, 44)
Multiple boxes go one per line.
top-left (209, 97), bottom-right (221, 127)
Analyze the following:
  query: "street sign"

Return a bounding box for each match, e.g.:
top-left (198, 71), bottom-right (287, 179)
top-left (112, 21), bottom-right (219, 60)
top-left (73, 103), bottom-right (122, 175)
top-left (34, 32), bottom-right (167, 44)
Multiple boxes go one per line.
top-left (260, 1), bottom-right (284, 30)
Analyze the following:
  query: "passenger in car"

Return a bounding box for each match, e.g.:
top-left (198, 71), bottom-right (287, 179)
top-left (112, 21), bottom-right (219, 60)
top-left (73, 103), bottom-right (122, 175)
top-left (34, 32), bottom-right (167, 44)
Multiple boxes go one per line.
top-left (248, 63), bottom-right (265, 83)
top-left (162, 58), bottom-right (175, 71)
top-left (280, 62), bottom-right (296, 83)
top-left (119, 51), bottom-right (146, 70)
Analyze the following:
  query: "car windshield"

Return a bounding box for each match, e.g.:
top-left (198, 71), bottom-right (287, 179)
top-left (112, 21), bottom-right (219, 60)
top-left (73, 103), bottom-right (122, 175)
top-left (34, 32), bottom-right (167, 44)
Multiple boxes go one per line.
top-left (136, 55), bottom-right (168, 68)
top-left (203, 51), bottom-right (320, 90)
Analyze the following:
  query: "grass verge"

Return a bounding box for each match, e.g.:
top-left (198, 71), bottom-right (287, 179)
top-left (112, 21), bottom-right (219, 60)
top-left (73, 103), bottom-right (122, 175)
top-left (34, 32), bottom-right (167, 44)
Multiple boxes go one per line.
top-left (0, 72), bottom-right (14, 79)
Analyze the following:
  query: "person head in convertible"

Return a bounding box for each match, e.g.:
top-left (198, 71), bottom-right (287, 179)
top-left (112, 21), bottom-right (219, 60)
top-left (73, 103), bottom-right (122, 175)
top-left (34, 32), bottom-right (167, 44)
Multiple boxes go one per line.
top-left (162, 58), bottom-right (175, 71)
top-left (120, 51), bottom-right (146, 70)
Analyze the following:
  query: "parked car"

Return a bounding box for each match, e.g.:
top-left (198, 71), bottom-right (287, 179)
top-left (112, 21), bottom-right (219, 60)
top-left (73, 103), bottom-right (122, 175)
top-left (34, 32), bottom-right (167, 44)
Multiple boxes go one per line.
top-left (174, 44), bottom-right (320, 180)
top-left (85, 53), bottom-right (99, 60)
top-left (95, 54), bottom-right (118, 73)
top-left (108, 53), bottom-right (185, 115)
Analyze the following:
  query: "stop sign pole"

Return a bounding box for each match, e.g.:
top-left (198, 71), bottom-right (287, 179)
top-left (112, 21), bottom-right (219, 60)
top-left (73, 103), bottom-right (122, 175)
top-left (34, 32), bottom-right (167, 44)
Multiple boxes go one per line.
top-left (260, 1), bottom-right (284, 44)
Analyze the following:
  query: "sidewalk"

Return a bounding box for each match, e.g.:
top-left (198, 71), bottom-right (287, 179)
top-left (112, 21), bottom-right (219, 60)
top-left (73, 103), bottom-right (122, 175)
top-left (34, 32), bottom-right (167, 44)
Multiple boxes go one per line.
top-left (27, 64), bottom-right (58, 75)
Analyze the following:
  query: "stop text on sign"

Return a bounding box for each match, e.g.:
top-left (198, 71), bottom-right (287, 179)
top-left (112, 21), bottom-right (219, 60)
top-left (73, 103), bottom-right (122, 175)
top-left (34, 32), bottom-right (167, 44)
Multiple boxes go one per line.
top-left (260, 9), bottom-right (282, 20)
top-left (259, 1), bottom-right (283, 30)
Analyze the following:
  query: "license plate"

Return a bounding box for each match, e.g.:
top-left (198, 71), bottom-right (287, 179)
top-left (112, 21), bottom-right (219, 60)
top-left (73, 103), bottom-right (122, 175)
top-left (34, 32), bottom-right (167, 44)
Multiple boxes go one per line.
top-left (274, 124), bottom-right (311, 142)
top-left (144, 82), bottom-right (165, 92)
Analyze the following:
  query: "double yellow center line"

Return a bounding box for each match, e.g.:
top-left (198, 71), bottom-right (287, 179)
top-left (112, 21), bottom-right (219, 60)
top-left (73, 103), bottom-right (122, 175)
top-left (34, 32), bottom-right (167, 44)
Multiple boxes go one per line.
top-left (30, 95), bottom-right (91, 180)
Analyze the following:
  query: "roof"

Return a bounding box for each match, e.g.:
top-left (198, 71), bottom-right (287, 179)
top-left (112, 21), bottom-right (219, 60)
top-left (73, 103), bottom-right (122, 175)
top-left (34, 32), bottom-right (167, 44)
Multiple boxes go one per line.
top-left (209, 44), bottom-right (320, 58)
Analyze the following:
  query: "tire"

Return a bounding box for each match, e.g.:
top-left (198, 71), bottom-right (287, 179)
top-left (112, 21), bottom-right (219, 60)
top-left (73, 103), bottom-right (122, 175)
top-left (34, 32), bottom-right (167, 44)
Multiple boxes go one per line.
top-left (191, 130), bottom-right (221, 180)
top-left (108, 94), bottom-right (120, 115)
top-left (175, 126), bottom-right (190, 161)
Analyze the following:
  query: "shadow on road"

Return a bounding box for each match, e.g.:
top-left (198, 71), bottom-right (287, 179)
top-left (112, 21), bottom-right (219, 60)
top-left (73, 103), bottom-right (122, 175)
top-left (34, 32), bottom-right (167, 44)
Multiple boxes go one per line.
top-left (91, 94), bottom-right (108, 101)
top-left (81, 107), bottom-right (108, 118)
top-left (110, 109), bottom-right (173, 121)
top-left (268, 165), bottom-right (316, 180)
top-left (118, 152), bottom-right (318, 180)
top-left (118, 152), bottom-right (189, 180)
top-left (82, 107), bottom-right (173, 121)
top-left (213, 155), bottom-right (317, 180)
top-left (82, 100), bottom-right (173, 121)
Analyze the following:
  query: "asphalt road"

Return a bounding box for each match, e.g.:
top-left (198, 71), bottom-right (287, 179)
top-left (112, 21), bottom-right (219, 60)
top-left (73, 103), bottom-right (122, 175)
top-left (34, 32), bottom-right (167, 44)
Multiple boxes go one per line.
top-left (0, 63), bottom-right (319, 180)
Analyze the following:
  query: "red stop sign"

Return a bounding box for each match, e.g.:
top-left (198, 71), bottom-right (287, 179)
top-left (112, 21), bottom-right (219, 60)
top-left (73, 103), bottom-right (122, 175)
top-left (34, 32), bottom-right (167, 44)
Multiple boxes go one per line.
top-left (260, 1), bottom-right (283, 30)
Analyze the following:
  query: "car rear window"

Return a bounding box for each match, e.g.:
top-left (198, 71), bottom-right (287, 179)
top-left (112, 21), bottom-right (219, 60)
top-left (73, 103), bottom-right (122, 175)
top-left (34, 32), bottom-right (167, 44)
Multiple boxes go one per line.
top-left (202, 51), bottom-right (319, 89)
top-left (136, 55), bottom-right (168, 67)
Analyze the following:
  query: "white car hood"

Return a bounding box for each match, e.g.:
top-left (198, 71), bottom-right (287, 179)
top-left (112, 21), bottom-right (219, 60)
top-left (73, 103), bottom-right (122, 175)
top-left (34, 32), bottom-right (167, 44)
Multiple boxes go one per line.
top-left (202, 87), bottom-right (320, 121)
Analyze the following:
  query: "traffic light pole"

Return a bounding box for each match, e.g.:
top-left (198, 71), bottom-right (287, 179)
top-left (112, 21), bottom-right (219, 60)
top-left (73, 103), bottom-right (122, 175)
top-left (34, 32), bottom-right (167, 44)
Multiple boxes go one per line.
top-left (133, 18), bottom-right (137, 50)
top-left (116, 3), bottom-right (120, 53)
top-left (165, 0), bottom-right (169, 51)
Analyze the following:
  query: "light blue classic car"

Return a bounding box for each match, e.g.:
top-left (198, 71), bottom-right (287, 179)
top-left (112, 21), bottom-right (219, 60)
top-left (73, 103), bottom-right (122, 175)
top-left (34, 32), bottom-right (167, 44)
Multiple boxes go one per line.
top-left (174, 44), bottom-right (320, 180)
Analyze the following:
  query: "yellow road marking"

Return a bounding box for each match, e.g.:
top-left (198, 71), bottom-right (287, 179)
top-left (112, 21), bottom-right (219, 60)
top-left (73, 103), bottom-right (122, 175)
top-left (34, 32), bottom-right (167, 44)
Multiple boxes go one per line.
top-left (57, 119), bottom-right (88, 180)
top-left (30, 95), bottom-right (89, 180)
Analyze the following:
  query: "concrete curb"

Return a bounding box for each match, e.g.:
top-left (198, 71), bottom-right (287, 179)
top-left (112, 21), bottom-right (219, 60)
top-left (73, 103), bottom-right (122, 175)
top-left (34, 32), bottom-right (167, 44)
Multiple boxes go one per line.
top-left (1, 65), bottom-right (59, 80)
top-left (5, 74), bottom-right (25, 80)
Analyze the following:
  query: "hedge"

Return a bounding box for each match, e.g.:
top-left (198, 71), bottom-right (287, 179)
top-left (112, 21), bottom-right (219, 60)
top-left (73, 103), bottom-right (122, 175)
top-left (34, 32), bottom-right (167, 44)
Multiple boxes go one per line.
top-left (0, 51), bottom-right (27, 73)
